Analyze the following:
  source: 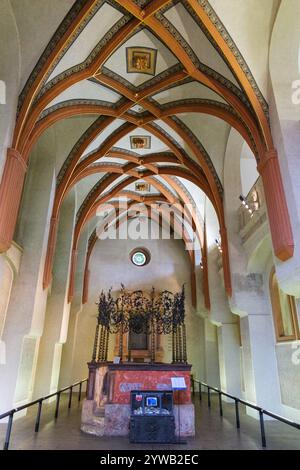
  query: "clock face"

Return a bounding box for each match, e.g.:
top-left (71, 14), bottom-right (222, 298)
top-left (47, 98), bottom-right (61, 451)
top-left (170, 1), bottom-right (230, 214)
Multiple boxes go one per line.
top-left (132, 251), bottom-right (147, 266)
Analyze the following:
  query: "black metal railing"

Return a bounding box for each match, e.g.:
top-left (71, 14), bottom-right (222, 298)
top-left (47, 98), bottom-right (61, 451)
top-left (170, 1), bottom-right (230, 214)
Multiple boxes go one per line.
top-left (0, 378), bottom-right (88, 451)
top-left (191, 377), bottom-right (300, 448)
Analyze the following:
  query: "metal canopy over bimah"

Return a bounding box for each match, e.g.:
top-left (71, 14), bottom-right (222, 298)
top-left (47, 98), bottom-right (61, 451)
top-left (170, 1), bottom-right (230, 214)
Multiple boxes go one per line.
top-left (91, 284), bottom-right (187, 365)
top-left (81, 285), bottom-right (195, 439)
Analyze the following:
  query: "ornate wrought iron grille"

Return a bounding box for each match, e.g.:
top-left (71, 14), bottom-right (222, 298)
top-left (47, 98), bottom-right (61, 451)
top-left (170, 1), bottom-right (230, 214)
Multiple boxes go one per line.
top-left (92, 285), bottom-right (187, 364)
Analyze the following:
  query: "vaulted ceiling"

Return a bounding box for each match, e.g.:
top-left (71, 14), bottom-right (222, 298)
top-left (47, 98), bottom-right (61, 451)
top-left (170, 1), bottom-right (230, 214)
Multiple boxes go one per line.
top-left (10, 0), bottom-right (279, 298)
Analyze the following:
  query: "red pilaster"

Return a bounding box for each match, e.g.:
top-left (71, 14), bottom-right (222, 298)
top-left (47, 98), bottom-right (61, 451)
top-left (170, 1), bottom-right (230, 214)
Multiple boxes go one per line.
top-left (43, 216), bottom-right (59, 289)
top-left (0, 148), bottom-right (27, 252)
top-left (190, 268), bottom-right (196, 308)
top-left (68, 249), bottom-right (78, 303)
top-left (202, 221), bottom-right (211, 309)
top-left (258, 149), bottom-right (294, 261)
top-left (82, 268), bottom-right (90, 305)
top-left (220, 225), bottom-right (232, 297)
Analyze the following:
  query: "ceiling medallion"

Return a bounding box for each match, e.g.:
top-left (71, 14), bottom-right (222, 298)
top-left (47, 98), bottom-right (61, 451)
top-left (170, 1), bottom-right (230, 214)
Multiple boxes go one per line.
top-left (126, 47), bottom-right (157, 76)
top-left (130, 135), bottom-right (151, 150)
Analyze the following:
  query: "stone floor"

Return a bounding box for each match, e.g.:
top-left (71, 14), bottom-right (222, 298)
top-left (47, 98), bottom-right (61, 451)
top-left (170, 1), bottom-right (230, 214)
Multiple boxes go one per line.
top-left (0, 393), bottom-right (299, 450)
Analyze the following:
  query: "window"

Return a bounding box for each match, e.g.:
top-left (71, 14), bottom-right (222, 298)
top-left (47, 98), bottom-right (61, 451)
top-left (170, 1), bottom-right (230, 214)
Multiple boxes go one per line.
top-left (130, 248), bottom-right (150, 267)
top-left (270, 268), bottom-right (300, 342)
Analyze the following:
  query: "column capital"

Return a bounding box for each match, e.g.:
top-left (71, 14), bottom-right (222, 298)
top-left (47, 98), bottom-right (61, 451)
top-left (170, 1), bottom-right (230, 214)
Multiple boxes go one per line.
top-left (7, 148), bottom-right (27, 174)
top-left (257, 148), bottom-right (278, 175)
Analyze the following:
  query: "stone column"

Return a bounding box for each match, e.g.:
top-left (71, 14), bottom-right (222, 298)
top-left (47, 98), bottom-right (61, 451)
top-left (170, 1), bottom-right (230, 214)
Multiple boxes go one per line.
top-left (0, 247), bottom-right (20, 366)
top-left (0, 149), bottom-right (27, 253)
top-left (258, 149), bottom-right (294, 261)
top-left (206, 246), bottom-right (242, 397)
top-left (59, 228), bottom-right (89, 387)
top-left (0, 256), bottom-right (13, 341)
top-left (240, 312), bottom-right (282, 417)
top-left (217, 323), bottom-right (242, 399)
top-left (203, 318), bottom-right (220, 387)
top-left (33, 191), bottom-right (76, 398)
top-left (58, 304), bottom-right (81, 389)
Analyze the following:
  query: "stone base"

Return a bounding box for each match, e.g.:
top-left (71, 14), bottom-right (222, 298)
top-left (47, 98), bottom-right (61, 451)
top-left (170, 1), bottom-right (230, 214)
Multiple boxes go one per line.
top-left (81, 400), bottom-right (105, 437)
top-left (105, 404), bottom-right (131, 436)
top-left (81, 400), bottom-right (195, 437)
top-left (174, 404), bottom-right (195, 437)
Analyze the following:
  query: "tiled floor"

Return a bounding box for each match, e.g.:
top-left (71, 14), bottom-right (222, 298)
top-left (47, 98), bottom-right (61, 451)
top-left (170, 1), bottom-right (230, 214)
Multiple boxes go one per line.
top-left (0, 394), bottom-right (299, 450)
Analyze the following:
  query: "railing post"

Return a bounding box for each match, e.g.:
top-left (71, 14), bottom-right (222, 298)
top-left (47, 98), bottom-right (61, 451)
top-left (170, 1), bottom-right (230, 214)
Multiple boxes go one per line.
top-left (218, 392), bottom-right (223, 417)
top-left (259, 409), bottom-right (267, 448)
top-left (68, 386), bottom-right (73, 409)
top-left (199, 382), bottom-right (202, 402)
top-left (207, 386), bottom-right (211, 408)
top-left (4, 412), bottom-right (14, 451)
top-left (191, 376), bottom-right (195, 397)
top-left (235, 399), bottom-right (240, 429)
top-left (35, 400), bottom-right (43, 433)
top-left (78, 382), bottom-right (82, 403)
top-left (55, 392), bottom-right (61, 419)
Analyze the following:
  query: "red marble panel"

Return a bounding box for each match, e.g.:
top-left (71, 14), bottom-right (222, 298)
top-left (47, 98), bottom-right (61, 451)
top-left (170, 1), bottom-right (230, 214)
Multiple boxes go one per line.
top-left (109, 370), bottom-right (191, 404)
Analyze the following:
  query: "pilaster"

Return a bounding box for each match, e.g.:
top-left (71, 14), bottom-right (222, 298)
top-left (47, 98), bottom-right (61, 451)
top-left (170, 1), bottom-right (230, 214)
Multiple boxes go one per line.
top-left (0, 149), bottom-right (27, 252)
top-left (258, 149), bottom-right (294, 261)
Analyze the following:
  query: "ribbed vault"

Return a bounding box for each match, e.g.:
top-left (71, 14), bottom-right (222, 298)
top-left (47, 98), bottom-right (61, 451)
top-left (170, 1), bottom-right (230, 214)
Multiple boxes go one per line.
top-left (1, 0), bottom-right (294, 307)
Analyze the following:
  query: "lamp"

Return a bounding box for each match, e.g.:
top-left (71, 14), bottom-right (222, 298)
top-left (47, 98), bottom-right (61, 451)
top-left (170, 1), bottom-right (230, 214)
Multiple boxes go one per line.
top-left (239, 195), bottom-right (254, 217)
top-left (215, 238), bottom-right (223, 254)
